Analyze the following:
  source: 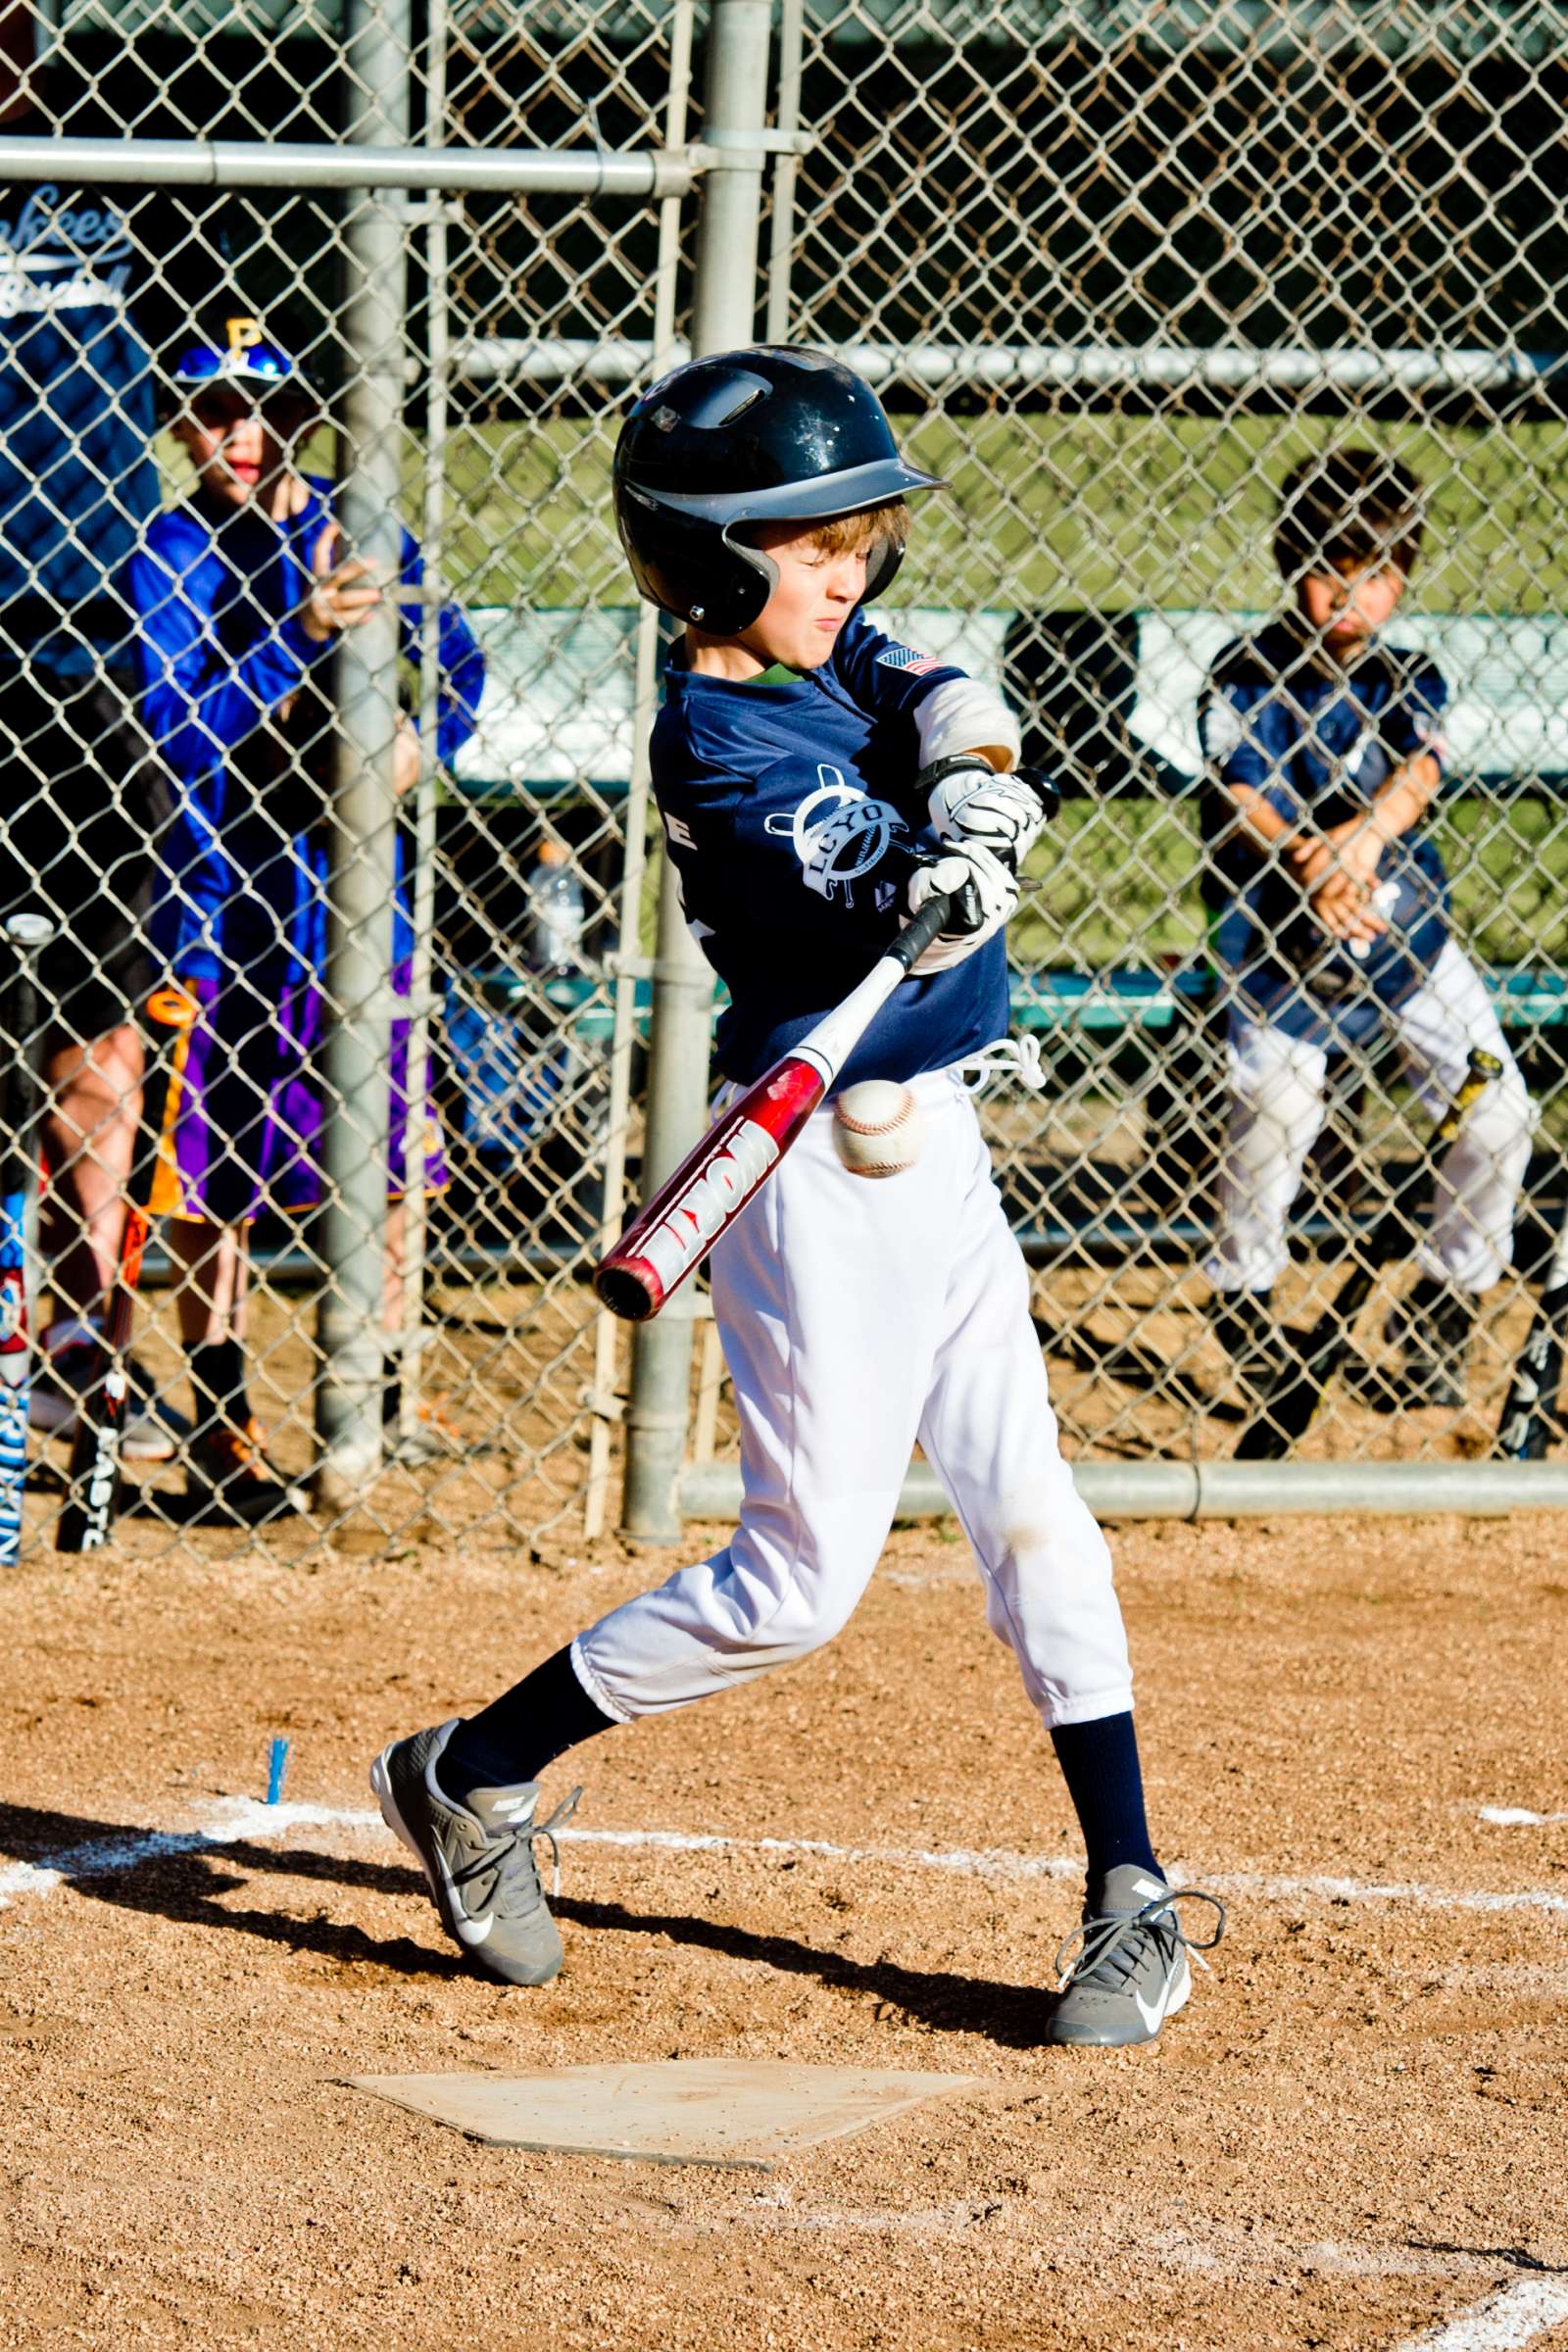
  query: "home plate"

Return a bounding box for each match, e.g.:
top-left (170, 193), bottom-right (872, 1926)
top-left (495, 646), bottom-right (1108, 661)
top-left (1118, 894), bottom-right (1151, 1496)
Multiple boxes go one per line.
top-left (346, 2060), bottom-right (1000, 2171)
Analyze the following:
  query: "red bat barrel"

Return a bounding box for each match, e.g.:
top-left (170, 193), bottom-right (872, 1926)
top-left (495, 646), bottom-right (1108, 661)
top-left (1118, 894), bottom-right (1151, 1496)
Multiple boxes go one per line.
top-left (596, 1057), bottom-right (826, 1321)
top-left (595, 890), bottom-right (955, 1323)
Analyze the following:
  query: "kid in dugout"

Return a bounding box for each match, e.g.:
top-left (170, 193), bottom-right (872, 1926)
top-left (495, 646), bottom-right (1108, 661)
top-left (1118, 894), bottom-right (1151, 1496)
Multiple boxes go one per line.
top-left (1200, 449), bottom-right (1533, 1406)
top-left (124, 320), bottom-right (484, 1521)
top-left (373, 347), bottom-right (1224, 2049)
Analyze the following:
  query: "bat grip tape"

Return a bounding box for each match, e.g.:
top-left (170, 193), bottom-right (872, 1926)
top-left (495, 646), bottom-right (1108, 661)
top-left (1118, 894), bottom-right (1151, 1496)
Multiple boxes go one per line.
top-left (888, 889), bottom-right (955, 975)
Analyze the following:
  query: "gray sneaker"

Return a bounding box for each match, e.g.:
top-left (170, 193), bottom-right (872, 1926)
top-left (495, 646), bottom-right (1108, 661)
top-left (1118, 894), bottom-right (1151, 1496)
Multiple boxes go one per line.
top-left (1043, 1864), bottom-right (1225, 2048)
top-left (370, 1718), bottom-right (580, 1986)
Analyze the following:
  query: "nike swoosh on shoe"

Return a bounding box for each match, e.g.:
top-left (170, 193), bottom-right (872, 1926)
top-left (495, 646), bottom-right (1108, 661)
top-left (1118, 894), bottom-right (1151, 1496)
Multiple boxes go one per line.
top-left (431, 1841), bottom-right (495, 1943)
top-left (1133, 1983), bottom-right (1168, 2035)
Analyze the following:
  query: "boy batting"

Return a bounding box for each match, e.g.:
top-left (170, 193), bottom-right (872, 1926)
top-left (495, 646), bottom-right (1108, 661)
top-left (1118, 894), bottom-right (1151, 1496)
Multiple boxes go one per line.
top-left (373, 348), bottom-right (1223, 2048)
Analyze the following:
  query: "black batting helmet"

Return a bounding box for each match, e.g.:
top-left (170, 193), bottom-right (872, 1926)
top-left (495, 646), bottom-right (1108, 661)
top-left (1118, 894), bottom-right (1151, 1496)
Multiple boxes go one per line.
top-left (612, 346), bottom-right (943, 633)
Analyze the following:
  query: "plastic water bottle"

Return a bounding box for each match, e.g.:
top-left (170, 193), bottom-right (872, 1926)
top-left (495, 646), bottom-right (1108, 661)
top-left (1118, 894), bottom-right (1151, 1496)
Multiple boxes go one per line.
top-left (527, 839), bottom-right (585, 974)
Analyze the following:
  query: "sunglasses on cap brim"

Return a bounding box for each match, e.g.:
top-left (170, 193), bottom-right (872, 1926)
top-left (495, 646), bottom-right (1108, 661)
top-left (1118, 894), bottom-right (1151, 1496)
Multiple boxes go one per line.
top-left (181, 381), bottom-right (317, 421)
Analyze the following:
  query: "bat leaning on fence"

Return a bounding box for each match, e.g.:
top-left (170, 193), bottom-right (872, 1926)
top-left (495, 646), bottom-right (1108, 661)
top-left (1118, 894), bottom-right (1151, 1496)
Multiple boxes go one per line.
top-left (55, 991), bottom-right (186, 1553)
top-left (0, 915), bottom-right (53, 1569)
top-left (1494, 1210), bottom-right (1568, 1462)
top-left (596, 893), bottom-right (954, 1323)
top-left (1235, 1046), bottom-right (1503, 1462)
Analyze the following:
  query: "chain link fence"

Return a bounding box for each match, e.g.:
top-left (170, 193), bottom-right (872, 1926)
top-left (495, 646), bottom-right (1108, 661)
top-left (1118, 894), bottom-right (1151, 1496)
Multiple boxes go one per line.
top-left (2, 0), bottom-right (1567, 1565)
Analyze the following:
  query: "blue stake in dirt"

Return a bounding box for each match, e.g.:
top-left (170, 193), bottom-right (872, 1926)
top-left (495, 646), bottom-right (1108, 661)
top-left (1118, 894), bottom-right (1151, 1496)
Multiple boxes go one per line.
top-left (266, 1737), bottom-right (291, 1806)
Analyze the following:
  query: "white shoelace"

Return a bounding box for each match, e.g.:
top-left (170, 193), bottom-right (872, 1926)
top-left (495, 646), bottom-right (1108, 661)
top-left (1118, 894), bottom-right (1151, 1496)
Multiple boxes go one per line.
top-left (956, 1033), bottom-right (1048, 1093)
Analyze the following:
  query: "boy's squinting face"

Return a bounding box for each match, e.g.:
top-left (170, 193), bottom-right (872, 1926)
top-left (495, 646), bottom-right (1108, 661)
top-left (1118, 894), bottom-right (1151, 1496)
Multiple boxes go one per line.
top-left (742, 518), bottom-right (874, 669)
top-left (174, 388), bottom-right (289, 509)
top-left (1298, 555), bottom-right (1405, 655)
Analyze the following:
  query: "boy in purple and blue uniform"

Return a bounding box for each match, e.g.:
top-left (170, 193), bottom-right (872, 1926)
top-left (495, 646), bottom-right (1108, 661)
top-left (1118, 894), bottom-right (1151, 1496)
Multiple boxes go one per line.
top-left (123, 320), bottom-right (484, 1519)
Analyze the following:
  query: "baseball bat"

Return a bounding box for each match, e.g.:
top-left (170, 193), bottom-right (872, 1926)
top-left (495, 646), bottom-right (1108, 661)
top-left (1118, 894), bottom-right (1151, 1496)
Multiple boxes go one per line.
top-left (0, 915), bottom-right (53, 1568)
top-left (1494, 1214), bottom-right (1568, 1462)
top-left (55, 989), bottom-right (185, 1553)
top-left (596, 892), bottom-right (954, 1322)
top-left (1236, 1046), bottom-right (1502, 1461)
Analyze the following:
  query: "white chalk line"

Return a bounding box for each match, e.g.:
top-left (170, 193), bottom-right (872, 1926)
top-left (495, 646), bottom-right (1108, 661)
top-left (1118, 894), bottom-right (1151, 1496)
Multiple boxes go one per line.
top-left (564, 1828), bottom-right (1568, 1917)
top-left (1395, 2274), bottom-right (1568, 2352)
top-left (1478, 1806), bottom-right (1568, 1828)
top-left (703, 2204), bottom-right (1565, 2322)
top-left (739, 2199), bottom-right (1453, 2267)
top-left (3, 1800), bottom-right (1568, 1923)
top-left (0, 1799), bottom-right (375, 1907)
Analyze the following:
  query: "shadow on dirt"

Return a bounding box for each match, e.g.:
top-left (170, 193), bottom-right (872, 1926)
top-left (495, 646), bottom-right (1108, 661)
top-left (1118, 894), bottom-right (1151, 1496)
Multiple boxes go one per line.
top-left (0, 1798), bottom-right (1058, 2038)
top-left (0, 1799), bottom-right (447, 1978)
top-left (554, 1891), bottom-right (1052, 2049)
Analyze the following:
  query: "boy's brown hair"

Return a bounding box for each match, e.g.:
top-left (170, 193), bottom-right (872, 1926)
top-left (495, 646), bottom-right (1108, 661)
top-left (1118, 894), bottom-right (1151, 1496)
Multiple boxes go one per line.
top-left (804, 499), bottom-right (910, 560)
top-left (1274, 448), bottom-right (1425, 583)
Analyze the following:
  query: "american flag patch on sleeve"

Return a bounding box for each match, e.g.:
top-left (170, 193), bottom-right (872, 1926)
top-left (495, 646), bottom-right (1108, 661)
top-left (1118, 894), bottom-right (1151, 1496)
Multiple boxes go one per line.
top-left (876, 646), bottom-right (942, 674)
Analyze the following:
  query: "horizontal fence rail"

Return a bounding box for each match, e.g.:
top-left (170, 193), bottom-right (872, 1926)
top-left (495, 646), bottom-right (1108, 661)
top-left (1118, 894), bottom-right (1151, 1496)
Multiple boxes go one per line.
top-left (0, 131), bottom-right (703, 193)
top-left (451, 336), bottom-right (1568, 399)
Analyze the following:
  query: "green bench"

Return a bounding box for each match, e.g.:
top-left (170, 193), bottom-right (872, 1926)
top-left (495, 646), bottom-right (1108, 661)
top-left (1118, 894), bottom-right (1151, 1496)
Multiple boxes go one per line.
top-left (1012, 964), bottom-right (1568, 1038)
top-left (457, 960), bottom-right (1568, 1050)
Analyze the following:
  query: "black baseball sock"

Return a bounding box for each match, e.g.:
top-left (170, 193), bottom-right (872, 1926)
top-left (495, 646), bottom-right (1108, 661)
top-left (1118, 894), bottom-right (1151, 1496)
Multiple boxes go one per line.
top-left (1050, 1711), bottom-right (1160, 1884)
top-left (435, 1643), bottom-right (615, 1805)
top-left (189, 1339), bottom-right (249, 1446)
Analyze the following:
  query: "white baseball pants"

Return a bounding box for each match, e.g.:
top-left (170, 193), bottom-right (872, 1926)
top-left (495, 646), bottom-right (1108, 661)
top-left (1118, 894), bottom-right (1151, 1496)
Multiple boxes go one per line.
top-left (1206, 940), bottom-right (1533, 1298)
top-left (573, 1068), bottom-right (1132, 1730)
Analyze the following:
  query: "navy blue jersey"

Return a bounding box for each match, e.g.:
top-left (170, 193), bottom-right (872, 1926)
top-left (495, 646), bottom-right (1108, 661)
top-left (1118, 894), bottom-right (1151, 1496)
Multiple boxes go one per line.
top-left (652, 609), bottom-right (1012, 1089)
top-left (1198, 620), bottom-right (1450, 1042)
top-left (0, 177), bottom-right (160, 671)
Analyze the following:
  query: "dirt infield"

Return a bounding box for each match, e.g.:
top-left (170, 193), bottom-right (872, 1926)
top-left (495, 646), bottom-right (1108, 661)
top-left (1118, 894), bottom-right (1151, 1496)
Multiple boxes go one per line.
top-left (2, 1510), bottom-right (1567, 2350)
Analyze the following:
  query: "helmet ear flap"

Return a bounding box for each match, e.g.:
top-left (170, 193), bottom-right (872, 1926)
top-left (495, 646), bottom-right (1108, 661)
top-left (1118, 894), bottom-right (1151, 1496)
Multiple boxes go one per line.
top-left (862, 531), bottom-right (904, 604)
top-left (691, 529), bottom-right (777, 632)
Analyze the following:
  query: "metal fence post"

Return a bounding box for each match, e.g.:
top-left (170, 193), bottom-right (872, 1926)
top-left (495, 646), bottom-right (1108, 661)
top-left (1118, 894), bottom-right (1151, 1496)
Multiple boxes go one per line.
top-left (315, 0), bottom-right (411, 1512)
top-left (618, 0), bottom-right (772, 1543)
top-left (764, 0), bottom-right (802, 343)
top-left (584, 0), bottom-right (695, 1543)
top-left (397, 0), bottom-right (451, 1460)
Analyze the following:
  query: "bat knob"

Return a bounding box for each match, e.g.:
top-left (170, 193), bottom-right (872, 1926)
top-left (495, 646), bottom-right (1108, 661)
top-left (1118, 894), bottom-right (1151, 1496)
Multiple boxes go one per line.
top-left (594, 1259), bottom-right (659, 1322)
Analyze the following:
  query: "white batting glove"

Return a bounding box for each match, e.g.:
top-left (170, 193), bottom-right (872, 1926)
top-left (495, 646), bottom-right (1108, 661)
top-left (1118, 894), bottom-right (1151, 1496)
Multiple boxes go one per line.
top-left (905, 840), bottom-right (1018, 973)
top-left (923, 756), bottom-right (1059, 875)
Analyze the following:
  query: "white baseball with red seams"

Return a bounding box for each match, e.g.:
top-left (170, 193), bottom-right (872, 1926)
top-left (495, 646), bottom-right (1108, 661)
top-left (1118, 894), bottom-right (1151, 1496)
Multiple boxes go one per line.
top-left (831, 1078), bottom-right (924, 1177)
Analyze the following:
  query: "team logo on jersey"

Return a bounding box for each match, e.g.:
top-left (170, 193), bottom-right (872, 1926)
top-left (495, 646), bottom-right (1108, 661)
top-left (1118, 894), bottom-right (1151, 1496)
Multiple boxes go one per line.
top-left (1200, 691), bottom-right (1248, 761)
top-left (764, 767), bottom-right (907, 906)
top-left (875, 645), bottom-right (942, 676)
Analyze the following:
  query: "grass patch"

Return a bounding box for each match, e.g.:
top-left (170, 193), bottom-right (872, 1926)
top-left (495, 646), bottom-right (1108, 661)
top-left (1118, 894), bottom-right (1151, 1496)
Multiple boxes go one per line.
top-left (324, 412), bottom-right (1568, 615)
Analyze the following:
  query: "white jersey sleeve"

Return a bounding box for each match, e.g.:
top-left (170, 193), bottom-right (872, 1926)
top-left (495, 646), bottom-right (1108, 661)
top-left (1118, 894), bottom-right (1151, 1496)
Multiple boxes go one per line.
top-left (914, 675), bottom-right (1021, 770)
